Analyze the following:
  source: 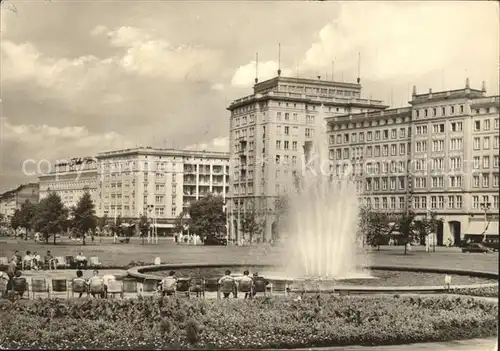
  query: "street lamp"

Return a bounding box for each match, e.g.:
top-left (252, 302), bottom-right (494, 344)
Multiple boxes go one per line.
top-left (480, 202), bottom-right (491, 242)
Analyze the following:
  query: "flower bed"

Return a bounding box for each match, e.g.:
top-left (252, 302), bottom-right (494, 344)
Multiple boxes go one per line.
top-left (449, 286), bottom-right (499, 298)
top-left (0, 295), bottom-right (497, 349)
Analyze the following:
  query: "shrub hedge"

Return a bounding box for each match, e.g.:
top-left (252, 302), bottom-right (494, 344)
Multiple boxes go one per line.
top-left (0, 295), bottom-right (497, 349)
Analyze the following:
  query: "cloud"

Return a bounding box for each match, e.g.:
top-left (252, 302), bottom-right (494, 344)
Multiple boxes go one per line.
top-left (1, 40), bottom-right (114, 99)
top-left (0, 117), bottom-right (133, 167)
top-left (231, 60), bottom-right (293, 87)
top-left (300, 2), bottom-right (499, 84)
top-left (185, 136), bottom-right (229, 153)
top-left (211, 83), bottom-right (225, 91)
top-left (92, 25), bottom-right (222, 82)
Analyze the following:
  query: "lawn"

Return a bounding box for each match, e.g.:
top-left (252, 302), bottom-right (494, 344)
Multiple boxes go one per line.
top-left (0, 237), bottom-right (498, 273)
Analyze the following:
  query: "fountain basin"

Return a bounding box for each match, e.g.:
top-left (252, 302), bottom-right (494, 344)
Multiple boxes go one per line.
top-left (127, 264), bottom-right (498, 294)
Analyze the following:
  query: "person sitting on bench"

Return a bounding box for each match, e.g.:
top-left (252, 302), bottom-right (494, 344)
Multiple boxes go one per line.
top-left (75, 252), bottom-right (88, 269)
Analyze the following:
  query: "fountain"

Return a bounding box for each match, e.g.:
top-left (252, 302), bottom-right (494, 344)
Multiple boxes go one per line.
top-left (278, 104), bottom-right (370, 279)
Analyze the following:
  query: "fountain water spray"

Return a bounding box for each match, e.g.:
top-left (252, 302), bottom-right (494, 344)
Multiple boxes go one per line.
top-left (279, 105), bottom-right (370, 279)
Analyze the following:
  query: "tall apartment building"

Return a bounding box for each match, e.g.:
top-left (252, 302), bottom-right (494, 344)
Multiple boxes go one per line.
top-left (327, 78), bottom-right (499, 245)
top-left (227, 75), bottom-right (389, 243)
top-left (38, 157), bottom-right (98, 209)
top-left (96, 147), bottom-right (230, 235)
top-left (0, 183), bottom-right (39, 219)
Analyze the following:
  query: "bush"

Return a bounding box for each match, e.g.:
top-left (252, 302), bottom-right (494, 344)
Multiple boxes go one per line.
top-left (0, 295), bottom-right (497, 349)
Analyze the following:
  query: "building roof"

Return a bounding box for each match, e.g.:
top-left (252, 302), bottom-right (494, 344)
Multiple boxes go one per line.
top-left (96, 147), bottom-right (230, 160)
top-left (253, 75), bottom-right (362, 93)
top-left (327, 106), bottom-right (411, 125)
top-left (409, 88), bottom-right (485, 105)
top-left (0, 183), bottom-right (39, 200)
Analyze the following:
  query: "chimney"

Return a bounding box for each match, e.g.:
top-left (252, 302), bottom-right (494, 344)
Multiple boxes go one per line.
top-left (465, 77), bottom-right (470, 89)
top-left (428, 88), bottom-right (432, 99)
top-left (412, 85), bottom-right (417, 97)
top-left (481, 80), bottom-right (486, 93)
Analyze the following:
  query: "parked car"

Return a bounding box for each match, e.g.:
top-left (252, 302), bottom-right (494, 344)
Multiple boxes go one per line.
top-left (461, 243), bottom-right (492, 253)
top-left (482, 240), bottom-right (499, 252)
top-left (204, 236), bottom-right (228, 246)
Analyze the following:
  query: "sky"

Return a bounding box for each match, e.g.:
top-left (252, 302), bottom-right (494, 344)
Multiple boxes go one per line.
top-left (0, 0), bottom-right (498, 192)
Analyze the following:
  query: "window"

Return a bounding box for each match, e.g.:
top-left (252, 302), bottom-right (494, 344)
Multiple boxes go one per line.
top-left (483, 137), bottom-right (490, 149)
top-left (366, 147), bottom-right (372, 157)
top-left (483, 156), bottom-right (490, 168)
top-left (472, 196), bottom-right (479, 209)
top-left (449, 176), bottom-right (462, 188)
top-left (484, 119), bottom-right (490, 130)
top-left (351, 133), bottom-right (357, 142)
top-left (374, 146), bottom-right (380, 157)
top-left (399, 128), bottom-right (406, 138)
top-left (292, 141), bottom-right (297, 150)
top-left (383, 130), bottom-right (389, 140)
top-left (359, 132), bottom-right (365, 142)
top-left (473, 156), bottom-right (480, 169)
top-left (375, 131), bottom-right (381, 140)
top-left (277, 112), bottom-right (282, 120)
top-left (482, 174), bottom-right (489, 187)
top-left (276, 141), bottom-right (281, 149)
top-left (450, 138), bottom-right (463, 150)
top-left (494, 155), bottom-right (499, 168)
top-left (473, 137), bottom-right (480, 150)
top-left (391, 129), bottom-right (397, 139)
top-left (431, 176), bottom-right (443, 188)
top-left (390, 144), bottom-right (397, 156)
top-left (305, 128), bottom-right (311, 137)
top-left (431, 196), bottom-right (437, 209)
top-left (494, 136), bottom-right (499, 149)
top-left (432, 124), bottom-right (445, 133)
top-left (284, 126), bottom-right (290, 136)
top-left (399, 143), bottom-right (406, 155)
top-left (495, 118), bottom-right (499, 129)
top-left (438, 196), bottom-right (444, 209)
top-left (367, 132), bottom-right (372, 141)
top-left (284, 113), bottom-right (289, 121)
top-left (450, 157), bottom-right (462, 169)
top-left (450, 122), bottom-right (463, 132)
top-left (493, 174), bottom-right (499, 188)
top-left (474, 121), bottom-right (480, 131)
top-left (473, 175), bottom-right (480, 187)
top-left (432, 140), bottom-right (444, 152)
top-left (441, 107), bottom-right (446, 116)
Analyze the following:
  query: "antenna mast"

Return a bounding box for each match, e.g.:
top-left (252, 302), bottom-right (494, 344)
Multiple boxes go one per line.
top-left (255, 52), bottom-right (259, 84)
top-left (277, 43), bottom-right (282, 76)
top-left (357, 52), bottom-right (361, 84)
top-left (331, 59), bottom-right (335, 81)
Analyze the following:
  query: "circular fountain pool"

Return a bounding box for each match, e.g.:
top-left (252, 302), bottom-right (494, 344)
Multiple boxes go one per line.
top-left (128, 264), bottom-right (498, 294)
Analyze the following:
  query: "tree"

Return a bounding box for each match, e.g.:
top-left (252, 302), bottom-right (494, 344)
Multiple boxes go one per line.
top-left (187, 194), bottom-right (226, 239)
top-left (174, 211), bottom-right (188, 236)
top-left (97, 214), bottom-right (108, 235)
top-left (33, 192), bottom-right (68, 244)
top-left (111, 215), bottom-right (123, 237)
top-left (138, 214), bottom-right (149, 245)
top-left (414, 211), bottom-right (442, 251)
top-left (395, 211), bottom-right (418, 255)
top-left (273, 195), bottom-right (290, 241)
top-left (71, 191), bottom-right (97, 246)
top-left (240, 209), bottom-right (264, 244)
top-left (359, 206), bottom-right (396, 250)
top-left (18, 201), bottom-right (37, 240)
top-left (10, 209), bottom-right (21, 234)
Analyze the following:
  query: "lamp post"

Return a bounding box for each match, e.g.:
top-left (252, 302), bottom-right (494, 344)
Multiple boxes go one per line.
top-left (480, 202), bottom-right (491, 242)
top-left (147, 205), bottom-right (153, 244)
